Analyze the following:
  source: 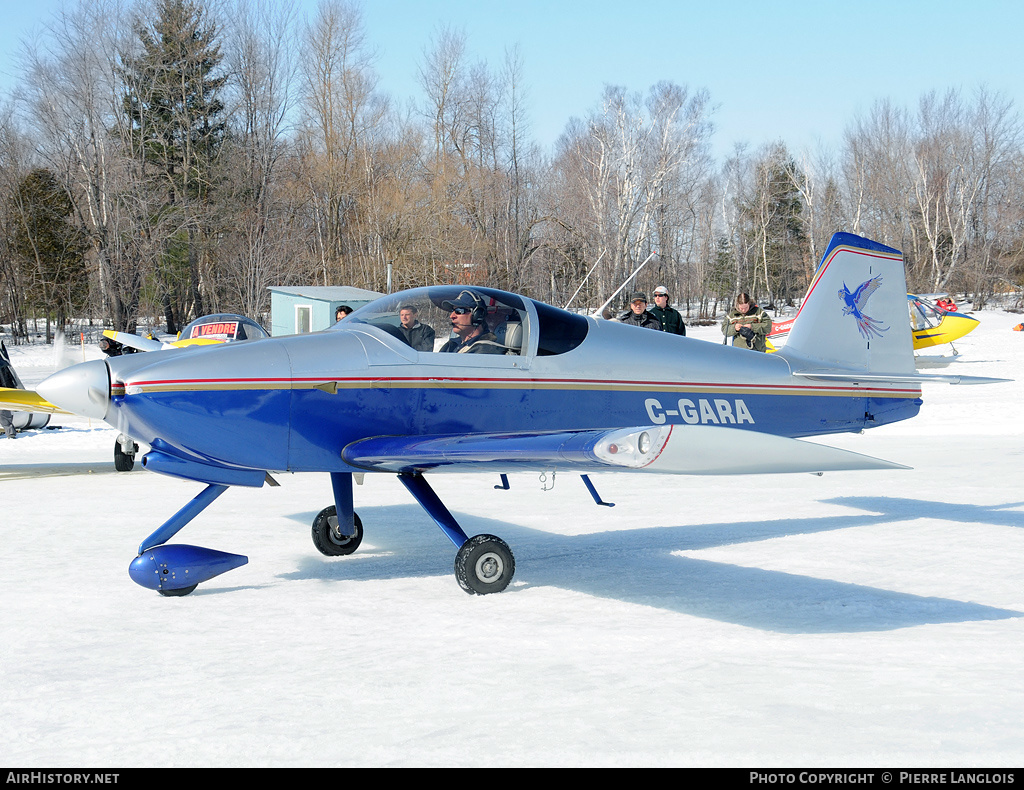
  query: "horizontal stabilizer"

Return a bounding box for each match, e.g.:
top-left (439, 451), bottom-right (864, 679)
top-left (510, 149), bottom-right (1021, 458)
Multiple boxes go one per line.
top-left (341, 425), bottom-right (908, 475)
top-left (792, 370), bottom-right (1009, 386)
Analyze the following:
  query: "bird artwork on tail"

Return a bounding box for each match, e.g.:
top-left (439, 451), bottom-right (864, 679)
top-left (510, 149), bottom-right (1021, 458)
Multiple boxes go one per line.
top-left (839, 275), bottom-right (888, 339)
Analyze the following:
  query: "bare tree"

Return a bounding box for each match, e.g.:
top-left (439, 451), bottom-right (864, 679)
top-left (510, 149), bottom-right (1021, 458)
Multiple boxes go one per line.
top-left (842, 100), bottom-right (916, 258)
top-left (21, 0), bottom-right (151, 332)
top-left (0, 105), bottom-right (32, 339)
top-left (296, 0), bottom-right (385, 287)
top-left (550, 82), bottom-right (713, 309)
top-left (218, 0), bottom-right (299, 319)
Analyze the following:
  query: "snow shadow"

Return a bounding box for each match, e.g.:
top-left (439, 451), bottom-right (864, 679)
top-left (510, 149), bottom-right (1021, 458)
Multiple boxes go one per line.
top-left (822, 495), bottom-right (1024, 530)
top-left (280, 501), bottom-right (1020, 634)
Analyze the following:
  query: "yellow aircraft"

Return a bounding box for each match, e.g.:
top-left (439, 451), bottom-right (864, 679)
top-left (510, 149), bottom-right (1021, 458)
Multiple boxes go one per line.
top-left (1, 341), bottom-right (67, 425)
top-left (102, 313), bottom-right (270, 352)
top-left (906, 294), bottom-right (979, 352)
top-left (767, 294), bottom-right (979, 354)
top-left (0, 387), bottom-right (67, 414)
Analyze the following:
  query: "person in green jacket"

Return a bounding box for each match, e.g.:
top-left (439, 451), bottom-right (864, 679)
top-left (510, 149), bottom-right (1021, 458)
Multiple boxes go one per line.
top-left (722, 293), bottom-right (771, 352)
top-left (648, 286), bottom-right (686, 336)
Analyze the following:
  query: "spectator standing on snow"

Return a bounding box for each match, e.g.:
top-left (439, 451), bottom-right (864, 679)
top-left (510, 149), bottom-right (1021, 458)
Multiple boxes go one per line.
top-left (722, 293), bottom-right (772, 352)
top-left (618, 293), bottom-right (662, 331)
top-left (648, 286), bottom-right (686, 336)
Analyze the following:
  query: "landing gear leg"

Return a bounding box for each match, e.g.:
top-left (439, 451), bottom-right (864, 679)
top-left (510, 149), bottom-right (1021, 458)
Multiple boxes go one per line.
top-left (129, 483), bottom-right (248, 595)
top-left (398, 472), bottom-right (515, 595)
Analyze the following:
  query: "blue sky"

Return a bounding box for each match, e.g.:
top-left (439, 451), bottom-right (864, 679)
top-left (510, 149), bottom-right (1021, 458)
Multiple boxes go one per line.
top-left (2, 0), bottom-right (1022, 160)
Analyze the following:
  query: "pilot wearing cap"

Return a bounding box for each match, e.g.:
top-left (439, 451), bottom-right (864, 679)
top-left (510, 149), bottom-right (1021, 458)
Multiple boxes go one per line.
top-left (648, 285), bottom-right (686, 336)
top-left (618, 292), bottom-right (661, 330)
top-left (439, 290), bottom-right (506, 354)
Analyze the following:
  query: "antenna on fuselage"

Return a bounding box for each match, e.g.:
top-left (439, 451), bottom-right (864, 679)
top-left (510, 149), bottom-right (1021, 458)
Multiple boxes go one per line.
top-left (563, 250), bottom-right (606, 310)
top-left (594, 251), bottom-right (658, 317)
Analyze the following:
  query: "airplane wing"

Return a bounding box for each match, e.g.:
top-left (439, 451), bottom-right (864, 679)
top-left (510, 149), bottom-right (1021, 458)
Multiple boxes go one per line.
top-left (0, 387), bottom-right (71, 414)
top-left (341, 425), bottom-right (909, 475)
top-left (103, 329), bottom-right (164, 352)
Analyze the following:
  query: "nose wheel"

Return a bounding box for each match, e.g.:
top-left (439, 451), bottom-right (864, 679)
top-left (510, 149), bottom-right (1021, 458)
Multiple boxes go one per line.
top-left (455, 534), bottom-right (515, 594)
top-left (114, 435), bottom-right (138, 471)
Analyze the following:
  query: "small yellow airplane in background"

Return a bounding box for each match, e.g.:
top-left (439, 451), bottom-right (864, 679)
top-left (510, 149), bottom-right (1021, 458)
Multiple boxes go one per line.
top-left (767, 294), bottom-right (979, 354)
top-left (101, 313), bottom-right (270, 352)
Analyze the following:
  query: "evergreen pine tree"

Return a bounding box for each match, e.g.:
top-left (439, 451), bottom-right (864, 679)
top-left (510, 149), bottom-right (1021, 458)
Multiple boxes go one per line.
top-left (10, 169), bottom-right (89, 342)
top-left (120, 0), bottom-right (227, 327)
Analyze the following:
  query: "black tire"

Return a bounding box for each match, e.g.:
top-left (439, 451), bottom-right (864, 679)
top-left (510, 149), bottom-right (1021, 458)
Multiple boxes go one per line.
top-left (311, 506), bottom-right (364, 556)
top-left (158, 584), bottom-right (197, 597)
top-left (113, 439), bottom-right (137, 472)
top-left (455, 534), bottom-right (515, 595)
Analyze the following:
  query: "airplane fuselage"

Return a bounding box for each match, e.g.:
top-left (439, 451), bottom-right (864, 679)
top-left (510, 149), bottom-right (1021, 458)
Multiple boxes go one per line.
top-left (98, 314), bottom-right (922, 475)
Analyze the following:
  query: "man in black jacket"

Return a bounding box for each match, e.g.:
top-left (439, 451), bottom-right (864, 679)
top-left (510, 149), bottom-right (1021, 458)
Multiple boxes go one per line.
top-left (439, 290), bottom-right (506, 354)
top-left (399, 304), bottom-right (436, 352)
top-left (648, 285), bottom-right (686, 336)
top-left (618, 292), bottom-right (661, 330)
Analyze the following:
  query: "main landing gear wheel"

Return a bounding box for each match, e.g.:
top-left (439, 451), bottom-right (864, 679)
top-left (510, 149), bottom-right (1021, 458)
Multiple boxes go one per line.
top-left (311, 506), bottom-right (364, 556)
top-left (455, 535), bottom-right (515, 595)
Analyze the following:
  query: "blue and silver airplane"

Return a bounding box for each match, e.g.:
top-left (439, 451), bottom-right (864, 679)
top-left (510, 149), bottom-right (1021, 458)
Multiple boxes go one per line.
top-left (36, 233), bottom-right (1002, 596)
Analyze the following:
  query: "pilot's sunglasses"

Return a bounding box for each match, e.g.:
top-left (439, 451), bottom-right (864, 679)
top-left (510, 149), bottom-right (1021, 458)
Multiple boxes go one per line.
top-left (451, 307), bottom-right (472, 314)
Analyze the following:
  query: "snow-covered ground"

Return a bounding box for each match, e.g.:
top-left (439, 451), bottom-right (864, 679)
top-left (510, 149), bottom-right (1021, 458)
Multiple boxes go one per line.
top-left (2, 311), bottom-right (1023, 767)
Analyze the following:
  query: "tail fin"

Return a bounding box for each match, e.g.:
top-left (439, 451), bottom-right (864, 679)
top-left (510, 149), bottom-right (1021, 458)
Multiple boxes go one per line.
top-left (778, 232), bottom-right (915, 376)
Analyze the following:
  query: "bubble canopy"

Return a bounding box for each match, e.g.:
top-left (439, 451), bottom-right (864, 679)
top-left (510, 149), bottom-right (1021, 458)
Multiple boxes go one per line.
top-left (340, 285), bottom-right (589, 356)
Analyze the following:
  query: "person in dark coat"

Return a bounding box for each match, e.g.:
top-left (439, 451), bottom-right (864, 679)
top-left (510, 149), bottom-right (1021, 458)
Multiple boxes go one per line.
top-left (98, 336), bottom-right (123, 356)
top-left (648, 285), bottom-right (686, 336)
top-left (722, 292), bottom-right (772, 352)
top-left (2, 343), bottom-right (19, 437)
top-left (618, 292), bottom-right (661, 330)
top-left (399, 304), bottom-right (436, 352)
top-left (438, 290), bottom-right (505, 354)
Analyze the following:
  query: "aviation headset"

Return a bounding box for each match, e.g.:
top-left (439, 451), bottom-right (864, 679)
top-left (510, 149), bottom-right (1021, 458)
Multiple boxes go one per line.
top-left (445, 290), bottom-right (489, 326)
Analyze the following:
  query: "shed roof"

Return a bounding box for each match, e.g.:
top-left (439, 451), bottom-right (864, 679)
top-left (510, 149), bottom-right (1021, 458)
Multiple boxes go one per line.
top-left (268, 286), bottom-right (384, 301)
